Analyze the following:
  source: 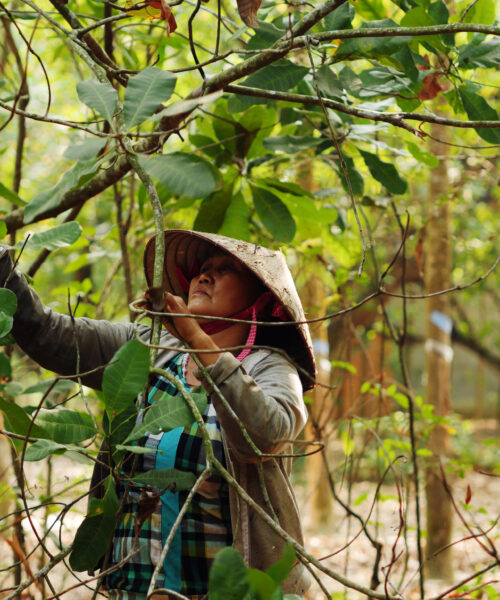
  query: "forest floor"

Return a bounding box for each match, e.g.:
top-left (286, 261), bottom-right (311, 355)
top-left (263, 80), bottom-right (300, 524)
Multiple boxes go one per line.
top-left (0, 420), bottom-right (498, 599)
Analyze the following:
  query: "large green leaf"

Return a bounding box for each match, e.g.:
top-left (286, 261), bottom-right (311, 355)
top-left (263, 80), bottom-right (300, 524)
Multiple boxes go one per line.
top-left (208, 546), bottom-right (250, 600)
top-left (247, 569), bottom-right (280, 599)
top-left (0, 288), bottom-right (17, 317)
top-left (123, 67), bottom-right (176, 129)
top-left (227, 60), bottom-right (308, 113)
top-left (194, 189), bottom-right (232, 233)
top-left (0, 397), bottom-right (46, 438)
top-left (246, 22), bottom-right (283, 50)
top-left (317, 66), bottom-right (344, 98)
top-left (332, 154), bottom-right (364, 197)
top-left (459, 88), bottom-right (500, 144)
top-left (335, 19), bottom-right (412, 60)
top-left (19, 222), bottom-right (82, 252)
top-left (359, 149), bottom-right (408, 195)
top-left (0, 182), bottom-right (26, 206)
top-left (251, 186), bottom-right (296, 242)
top-left (324, 1), bottom-right (354, 30)
top-left (23, 379), bottom-right (75, 395)
top-left (76, 80), bottom-right (118, 124)
top-left (63, 138), bottom-right (107, 161)
top-left (131, 468), bottom-right (196, 490)
top-left (219, 193), bottom-right (250, 241)
top-left (458, 38), bottom-right (500, 69)
top-left (125, 392), bottom-right (207, 443)
top-left (102, 339), bottom-right (150, 417)
top-left (355, 68), bottom-right (412, 99)
top-left (24, 158), bottom-right (102, 224)
top-left (24, 439), bottom-right (72, 461)
top-left (266, 544), bottom-right (295, 584)
top-left (263, 136), bottom-right (322, 154)
top-left (87, 476), bottom-right (119, 516)
top-left (35, 408), bottom-right (95, 443)
top-left (459, 0), bottom-right (495, 25)
top-left (69, 513), bottom-right (116, 571)
top-left (139, 153), bottom-right (217, 199)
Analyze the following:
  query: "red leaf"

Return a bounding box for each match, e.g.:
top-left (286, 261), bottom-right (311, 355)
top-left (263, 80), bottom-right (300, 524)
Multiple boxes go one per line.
top-left (465, 484), bottom-right (472, 505)
top-left (160, 0), bottom-right (177, 36)
top-left (236, 0), bottom-right (262, 28)
top-left (419, 73), bottom-right (443, 101)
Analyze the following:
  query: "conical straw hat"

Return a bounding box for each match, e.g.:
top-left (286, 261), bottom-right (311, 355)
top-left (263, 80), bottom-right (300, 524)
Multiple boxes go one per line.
top-left (143, 230), bottom-right (316, 390)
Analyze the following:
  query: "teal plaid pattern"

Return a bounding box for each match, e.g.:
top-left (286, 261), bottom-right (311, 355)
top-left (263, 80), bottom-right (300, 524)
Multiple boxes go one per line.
top-left (103, 354), bottom-right (232, 597)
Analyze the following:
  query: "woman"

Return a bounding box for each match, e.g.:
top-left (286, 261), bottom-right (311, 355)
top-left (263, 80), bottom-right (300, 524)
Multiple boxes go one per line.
top-left (0, 230), bottom-right (316, 599)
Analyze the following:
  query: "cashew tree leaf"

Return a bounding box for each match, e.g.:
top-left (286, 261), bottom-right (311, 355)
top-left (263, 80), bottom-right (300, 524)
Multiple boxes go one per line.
top-left (359, 149), bottom-right (408, 195)
top-left (76, 80), bottom-right (118, 124)
top-left (102, 339), bottom-right (151, 417)
top-left (123, 67), bottom-right (176, 129)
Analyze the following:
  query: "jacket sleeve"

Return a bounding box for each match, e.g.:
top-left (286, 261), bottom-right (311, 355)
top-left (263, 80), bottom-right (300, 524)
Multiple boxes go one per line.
top-left (0, 247), bottom-right (143, 390)
top-left (197, 350), bottom-right (307, 459)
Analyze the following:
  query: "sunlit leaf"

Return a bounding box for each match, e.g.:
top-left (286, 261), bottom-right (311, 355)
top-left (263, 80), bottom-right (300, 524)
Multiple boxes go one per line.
top-left (458, 88), bottom-right (500, 144)
top-left (124, 392), bottom-right (207, 443)
top-left (0, 182), bottom-right (26, 206)
top-left (123, 67), bottom-right (176, 129)
top-left (194, 189), bottom-right (232, 233)
top-left (24, 439), bottom-right (72, 461)
top-left (267, 543), bottom-right (295, 584)
top-left (0, 397), bottom-right (46, 438)
top-left (76, 80), bottom-right (118, 124)
top-left (63, 139), bottom-right (107, 161)
top-left (139, 153), bottom-right (217, 198)
top-left (18, 222), bottom-right (82, 251)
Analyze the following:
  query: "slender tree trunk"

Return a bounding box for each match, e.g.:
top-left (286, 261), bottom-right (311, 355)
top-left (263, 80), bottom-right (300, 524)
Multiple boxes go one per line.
top-left (423, 121), bottom-right (454, 580)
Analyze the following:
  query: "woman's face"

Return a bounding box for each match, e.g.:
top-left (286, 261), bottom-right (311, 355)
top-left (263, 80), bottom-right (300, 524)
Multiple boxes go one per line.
top-left (187, 253), bottom-right (262, 318)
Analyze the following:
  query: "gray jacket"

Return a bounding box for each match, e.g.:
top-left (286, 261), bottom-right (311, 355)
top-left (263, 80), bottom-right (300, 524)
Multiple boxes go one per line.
top-left (0, 248), bottom-right (309, 594)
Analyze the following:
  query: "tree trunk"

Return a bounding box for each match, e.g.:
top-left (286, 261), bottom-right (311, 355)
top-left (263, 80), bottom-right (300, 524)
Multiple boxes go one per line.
top-left (423, 121), bottom-right (454, 580)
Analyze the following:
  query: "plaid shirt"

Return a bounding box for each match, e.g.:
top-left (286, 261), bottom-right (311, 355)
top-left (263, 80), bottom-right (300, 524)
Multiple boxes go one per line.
top-left (103, 353), bottom-right (232, 598)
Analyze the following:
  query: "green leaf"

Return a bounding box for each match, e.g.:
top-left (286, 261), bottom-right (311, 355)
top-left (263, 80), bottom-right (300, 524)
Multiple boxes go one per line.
top-left (0, 312), bottom-right (13, 338)
top-left (102, 339), bottom-right (150, 417)
top-left (69, 513), bottom-right (116, 571)
top-left (24, 439), bottom-right (71, 461)
top-left (267, 543), bottom-right (295, 584)
top-left (87, 476), bottom-right (119, 516)
top-left (208, 547), bottom-right (250, 600)
top-left (247, 569), bottom-right (279, 600)
top-left (330, 360), bottom-right (357, 374)
top-left (24, 158), bottom-right (102, 224)
top-left (263, 135), bottom-right (322, 154)
top-left (359, 149), bottom-right (407, 195)
top-left (35, 408), bottom-right (95, 443)
top-left (459, 0), bottom-right (495, 24)
top-left (0, 182), bottom-right (27, 206)
top-left (19, 222), bottom-right (82, 251)
top-left (0, 221), bottom-right (6, 240)
top-left (251, 186), bottom-right (296, 242)
top-left (115, 444), bottom-right (154, 454)
top-left (76, 80), bottom-right (118, 124)
top-left (0, 352), bottom-right (11, 379)
top-left (125, 392), bottom-right (207, 443)
top-left (400, 7), bottom-right (446, 53)
top-left (247, 22), bottom-right (283, 50)
top-left (139, 153), bottom-right (217, 199)
top-left (194, 189), bottom-right (232, 233)
top-left (334, 154), bottom-right (364, 196)
top-left (317, 66), bottom-right (343, 98)
top-left (0, 288), bottom-right (17, 317)
top-left (258, 179), bottom-right (313, 199)
top-left (131, 468), bottom-right (196, 491)
top-left (406, 141), bottom-right (439, 168)
top-left (123, 67), bottom-right (176, 129)
top-left (356, 68), bottom-right (412, 98)
top-left (336, 20), bottom-right (412, 60)
top-left (324, 1), bottom-right (354, 30)
top-left (227, 60), bottom-right (308, 113)
top-left (104, 402), bottom-right (137, 453)
top-left (23, 379), bottom-right (75, 395)
top-left (63, 138), bottom-right (107, 161)
top-left (219, 192), bottom-right (250, 241)
top-left (458, 38), bottom-right (500, 69)
top-left (0, 397), bottom-right (46, 438)
top-left (458, 88), bottom-right (500, 144)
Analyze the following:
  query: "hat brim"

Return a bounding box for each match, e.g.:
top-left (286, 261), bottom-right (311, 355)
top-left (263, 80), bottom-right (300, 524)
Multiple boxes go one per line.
top-left (143, 230), bottom-right (316, 389)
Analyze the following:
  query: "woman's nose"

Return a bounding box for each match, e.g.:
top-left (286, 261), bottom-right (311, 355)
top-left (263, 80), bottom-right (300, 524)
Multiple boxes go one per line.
top-left (198, 270), bottom-right (214, 283)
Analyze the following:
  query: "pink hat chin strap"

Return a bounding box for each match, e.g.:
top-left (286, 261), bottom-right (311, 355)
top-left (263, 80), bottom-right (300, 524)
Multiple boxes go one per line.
top-left (198, 292), bottom-right (288, 362)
